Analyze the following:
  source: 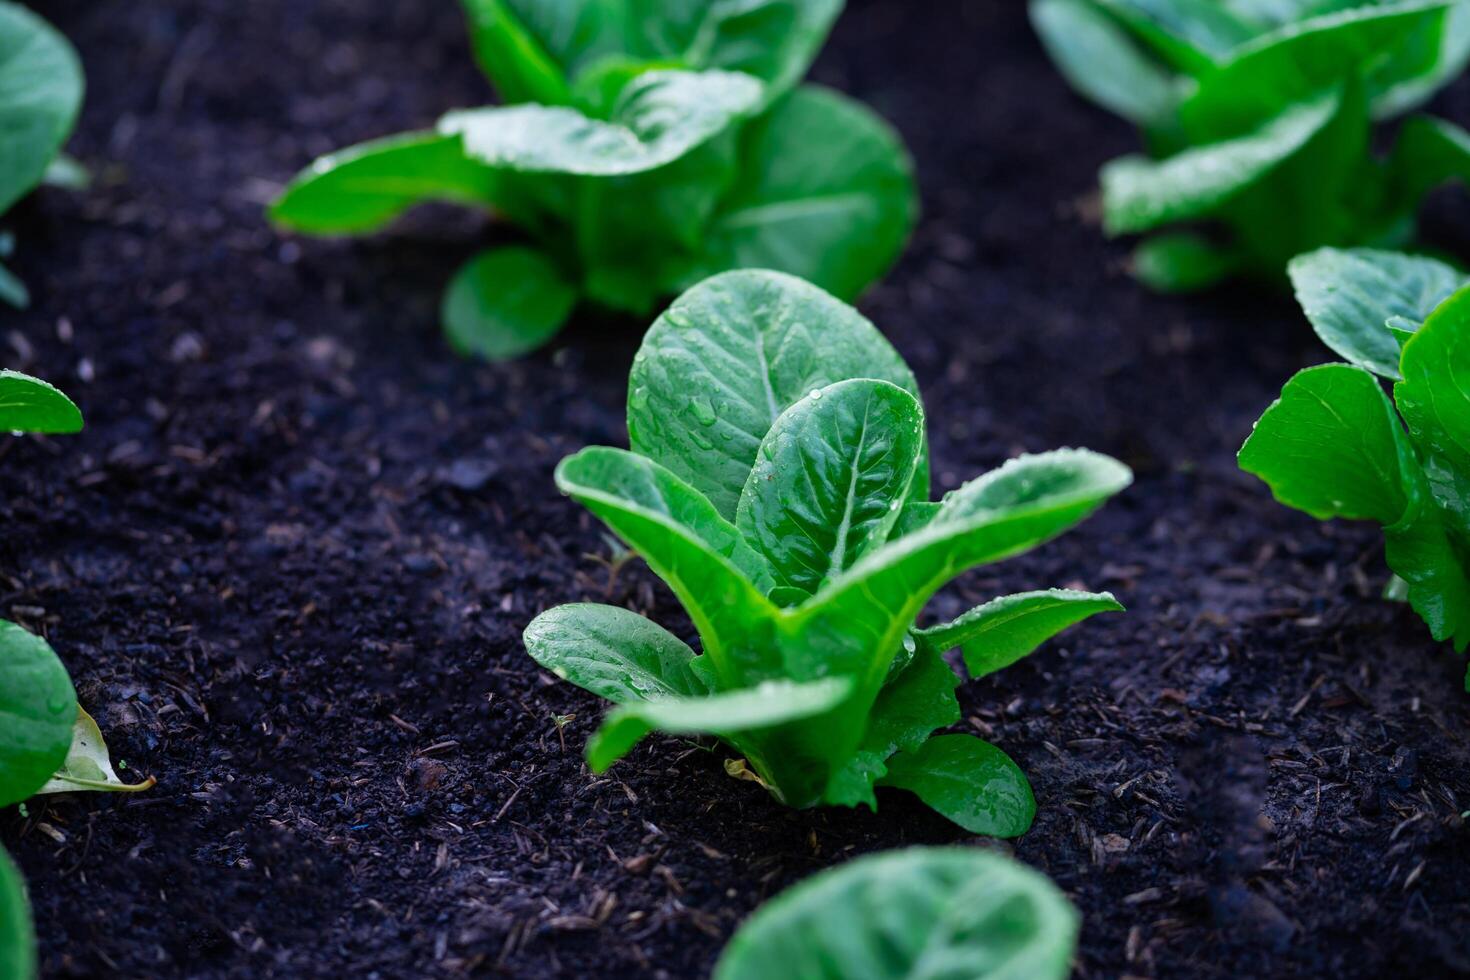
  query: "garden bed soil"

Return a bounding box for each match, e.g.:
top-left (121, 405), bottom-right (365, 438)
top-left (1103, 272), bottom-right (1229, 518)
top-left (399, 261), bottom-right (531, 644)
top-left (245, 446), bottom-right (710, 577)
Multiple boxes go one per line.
top-left (5, 1), bottom-right (1470, 977)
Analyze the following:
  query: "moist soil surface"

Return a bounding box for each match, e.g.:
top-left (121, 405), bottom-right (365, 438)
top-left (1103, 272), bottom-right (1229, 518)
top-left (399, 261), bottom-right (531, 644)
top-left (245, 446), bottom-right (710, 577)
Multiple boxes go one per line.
top-left (5, 1), bottom-right (1470, 977)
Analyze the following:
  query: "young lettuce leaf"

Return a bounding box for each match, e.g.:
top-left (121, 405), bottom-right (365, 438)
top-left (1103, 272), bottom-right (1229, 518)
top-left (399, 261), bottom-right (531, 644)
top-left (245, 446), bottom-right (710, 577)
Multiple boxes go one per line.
top-left (1033, 0), bottom-right (1470, 290)
top-left (0, 1), bottom-right (86, 309)
top-left (0, 620), bottom-right (77, 809)
top-left (713, 847), bottom-right (1079, 980)
top-left (272, 0), bottom-right (915, 360)
top-left (1242, 253), bottom-right (1470, 684)
top-left (0, 845), bottom-right (36, 980)
top-left (526, 271), bottom-right (1130, 832)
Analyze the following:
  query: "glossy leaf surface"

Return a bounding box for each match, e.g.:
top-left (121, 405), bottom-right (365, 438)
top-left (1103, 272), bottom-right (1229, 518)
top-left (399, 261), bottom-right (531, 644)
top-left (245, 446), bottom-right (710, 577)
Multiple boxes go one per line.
top-left (1289, 247), bottom-right (1465, 379)
top-left (737, 379), bottom-right (923, 597)
top-left (586, 676), bottom-right (852, 771)
top-left (917, 589), bottom-right (1124, 679)
top-left (880, 734), bottom-right (1037, 838)
top-left (627, 270), bottom-right (924, 519)
top-left (714, 847), bottom-right (1078, 980)
top-left (0, 371), bottom-right (82, 434)
top-left (524, 602), bottom-right (709, 702)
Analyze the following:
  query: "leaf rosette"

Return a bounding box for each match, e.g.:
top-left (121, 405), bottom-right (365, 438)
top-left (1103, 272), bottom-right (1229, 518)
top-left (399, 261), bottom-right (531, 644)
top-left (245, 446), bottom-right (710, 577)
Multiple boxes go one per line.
top-left (1241, 248), bottom-right (1470, 686)
top-left (270, 0), bottom-right (917, 360)
top-left (1032, 0), bottom-right (1470, 291)
top-left (526, 271), bottom-right (1131, 833)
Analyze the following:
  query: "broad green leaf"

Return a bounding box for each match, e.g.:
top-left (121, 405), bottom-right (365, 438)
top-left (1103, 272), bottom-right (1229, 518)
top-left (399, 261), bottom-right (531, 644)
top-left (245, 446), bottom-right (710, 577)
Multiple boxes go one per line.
top-left (713, 847), bottom-right (1079, 980)
top-left (0, 1), bottom-right (84, 215)
top-left (1180, 3), bottom-right (1454, 139)
top-left (441, 246), bottom-right (579, 361)
top-left (737, 379), bottom-right (923, 596)
top-left (440, 69), bottom-right (763, 176)
top-left (523, 602), bottom-right (709, 702)
top-left (35, 707), bottom-right (154, 796)
top-left (1031, 0), bottom-right (1182, 126)
top-left (694, 84), bottom-right (918, 304)
top-left (0, 619), bottom-right (77, 808)
top-left (0, 370), bottom-right (82, 434)
top-left (824, 643), bottom-right (959, 809)
top-left (556, 447), bottom-right (779, 683)
top-left (0, 259), bottom-right (27, 308)
top-left (269, 132), bottom-right (526, 235)
top-left (792, 450), bottom-right (1133, 687)
top-left (0, 845), bottom-right (35, 980)
top-left (0, 367), bottom-right (80, 432)
top-left (627, 270), bottom-right (925, 520)
top-left (880, 734), bottom-right (1036, 837)
top-left (1131, 232), bottom-right (1244, 292)
top-left (1384, 495), bottom-right (1470, 654)
top-left (585, 676), bottom-right (852, 771)
top-left (459, 0), bottom-right (582, 105)
top-left (1102, 89), bottom-right (1341, 235)
top-left (1288, 247), bottom-right (1465, 379)
top-left (916, 589), bottom-right (1124, 680)
top-left (1395, 286), bottom-right (1470, 527)
top-left (1241, 363), bottom-right (1419, 523)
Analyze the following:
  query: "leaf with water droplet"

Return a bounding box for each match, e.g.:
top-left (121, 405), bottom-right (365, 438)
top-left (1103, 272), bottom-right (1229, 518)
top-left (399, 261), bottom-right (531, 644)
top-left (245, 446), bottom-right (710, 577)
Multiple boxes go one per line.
top-left (629, 271), bottom-right (929, 520)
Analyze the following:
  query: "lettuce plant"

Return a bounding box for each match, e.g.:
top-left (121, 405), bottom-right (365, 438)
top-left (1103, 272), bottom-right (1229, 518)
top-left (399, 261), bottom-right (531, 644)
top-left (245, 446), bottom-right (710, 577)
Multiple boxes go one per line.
top-left (0, 373), bottom-right (151, 980)
top-left (714, 847), bottom-right (1079, 980)
top-left (1240, 247), bottom-right (1470, 685)
top-left (0, 1), bottom-right (86, 308)
top-left (270, 0), bottom-right (916, 361)
top-left (525, 270), bottom-right (1131, 835)
top-left (1031, 0), bottom-right (1470, 292)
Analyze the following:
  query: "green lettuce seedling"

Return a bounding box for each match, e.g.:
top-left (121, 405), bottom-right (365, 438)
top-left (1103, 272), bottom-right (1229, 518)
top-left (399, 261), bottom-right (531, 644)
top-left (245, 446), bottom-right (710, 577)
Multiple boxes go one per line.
top-left (0, 373), bottom-right (150, 980)
top-left (0, 2), bottom-right (86, 308)
top-left (714, 847), bottom-right (1079, 980)
top-left (1031, 0), bottom-right (1470, 291)
top-left (270, 0), bottom-right (916, 361)
top-left (525, 270), bottom-right (1131, 835)
top-left (1241, 248), bottom-right (1470, 686)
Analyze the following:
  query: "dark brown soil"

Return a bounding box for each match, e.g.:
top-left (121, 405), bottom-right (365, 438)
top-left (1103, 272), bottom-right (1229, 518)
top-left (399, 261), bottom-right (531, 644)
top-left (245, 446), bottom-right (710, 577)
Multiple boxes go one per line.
top-left (4, 1), bottom-right (1469, 977)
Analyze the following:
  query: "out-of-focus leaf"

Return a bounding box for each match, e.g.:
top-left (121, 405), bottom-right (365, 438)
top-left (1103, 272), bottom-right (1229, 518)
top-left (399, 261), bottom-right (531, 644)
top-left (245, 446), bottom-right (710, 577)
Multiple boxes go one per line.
top-left (714, 847), bottom-right (1079, 980)
top-left (0, 845), bottom-right (35, 980)
top-left (441, 246), bottom-right (578, 361)
top-left (0, 1), bottom-right (84, 214)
